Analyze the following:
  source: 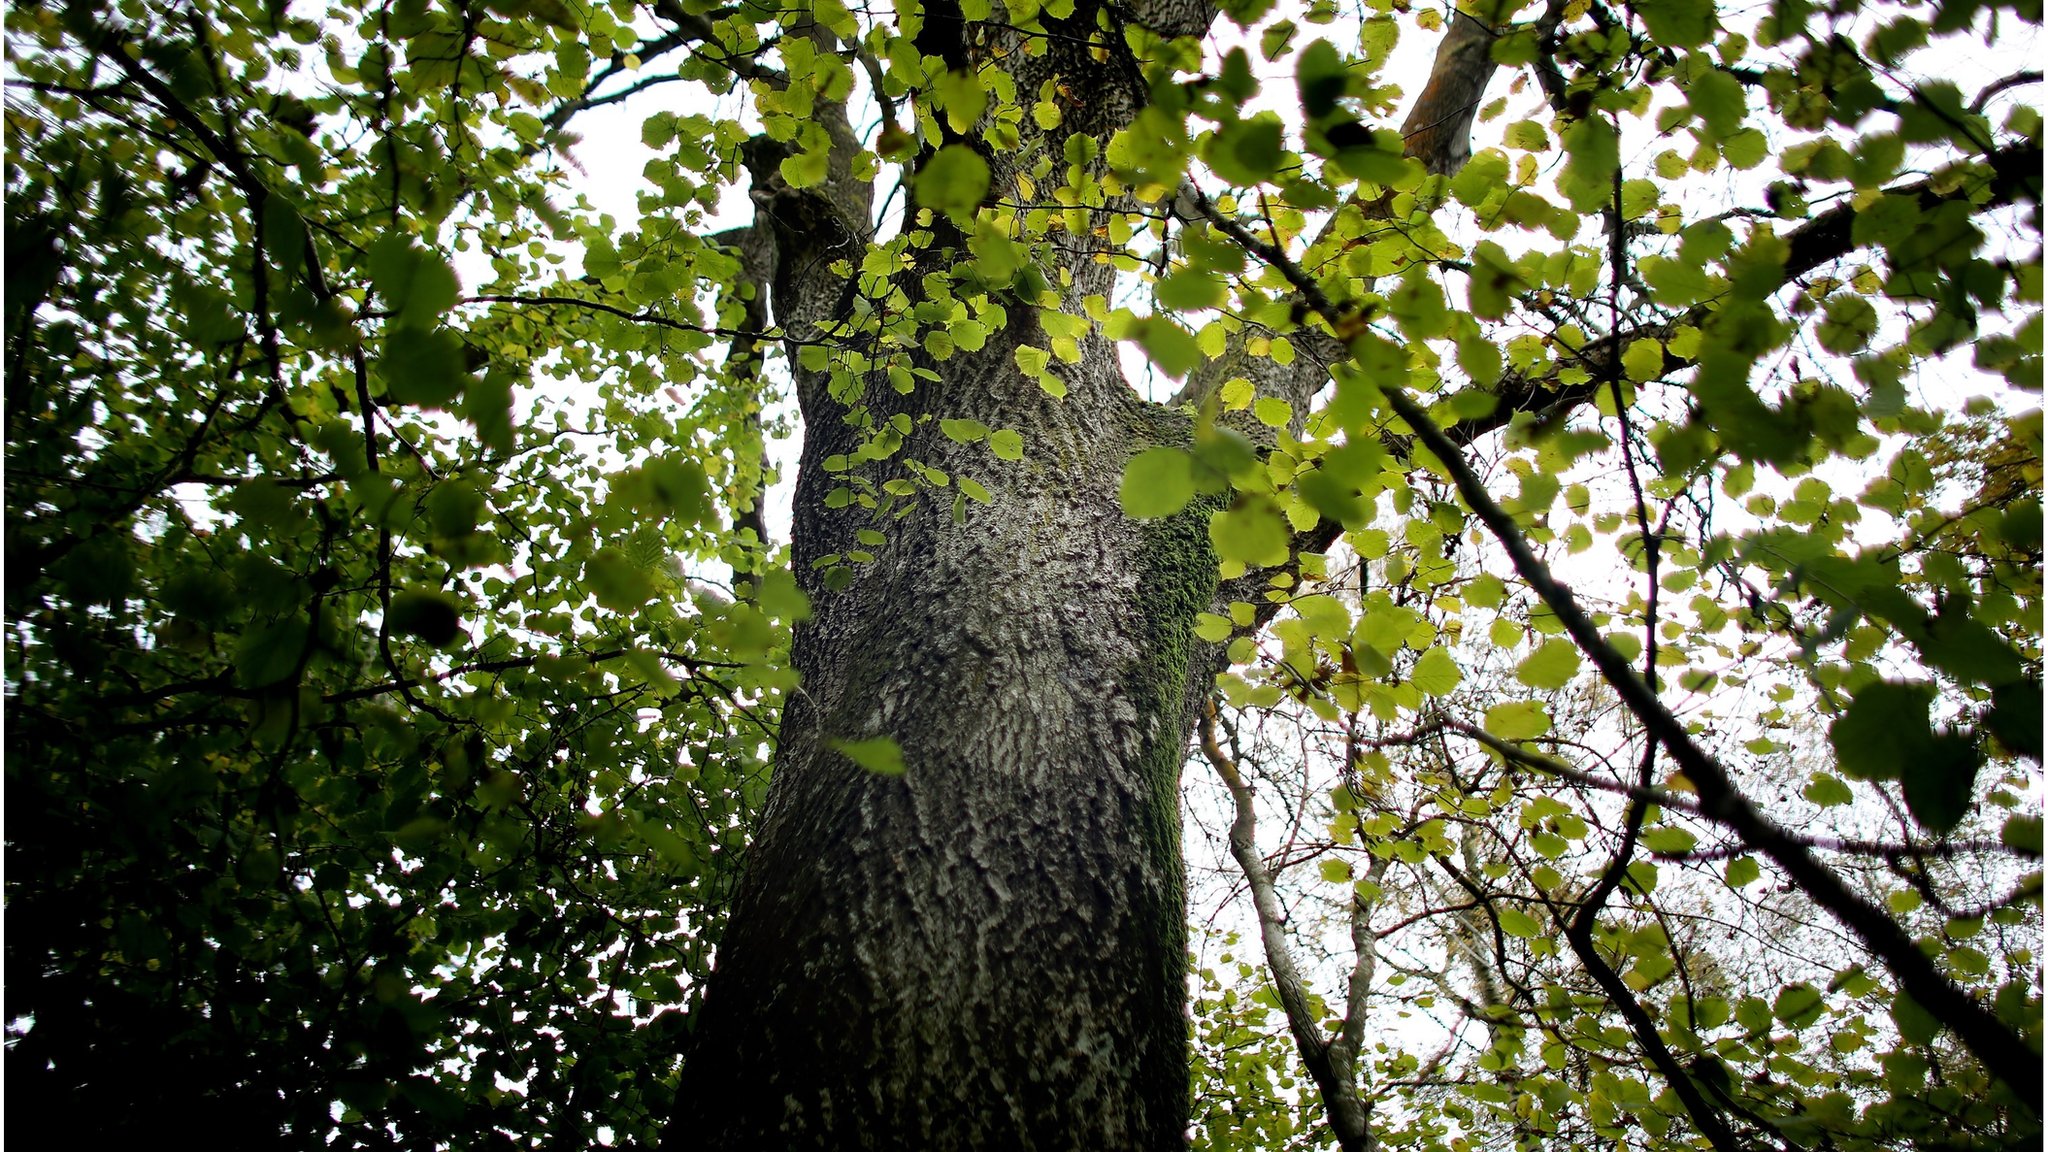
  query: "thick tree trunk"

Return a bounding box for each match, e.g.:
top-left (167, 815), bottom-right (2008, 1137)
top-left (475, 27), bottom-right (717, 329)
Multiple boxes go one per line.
top-left (664, 9), bottom-right (1219, 1147)
top-left (665, 347), bottom-right (1212, 1148)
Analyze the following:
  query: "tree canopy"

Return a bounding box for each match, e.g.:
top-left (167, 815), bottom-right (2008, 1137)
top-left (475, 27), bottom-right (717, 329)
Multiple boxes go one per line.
top-left (4, 0), bottom-right (2040, 1146)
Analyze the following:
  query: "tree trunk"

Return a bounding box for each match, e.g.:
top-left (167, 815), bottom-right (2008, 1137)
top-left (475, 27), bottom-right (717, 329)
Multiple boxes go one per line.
top-left (664, 353), bottom-right (1213, 1148)
top-left (664, 8), bottom-right (1221, 1147)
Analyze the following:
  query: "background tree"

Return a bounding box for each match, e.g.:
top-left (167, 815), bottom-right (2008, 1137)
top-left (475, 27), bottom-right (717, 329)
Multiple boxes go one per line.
top-left (4, 0), bottom-right (2039, 1149)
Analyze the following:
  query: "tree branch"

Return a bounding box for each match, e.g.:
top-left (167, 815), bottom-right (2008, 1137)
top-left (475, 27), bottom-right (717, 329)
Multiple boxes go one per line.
top-left (1396, 7), bottom-right (1503, 177)
top-left (1783, 139), bottom-right (2041, 282)
top-left (1207, 153), bottom-right (2046, 1113)
top-left (1379, 374), bottom-right (2043, 1112)
top-left (1200, 702), bottom-right (1373, 1152)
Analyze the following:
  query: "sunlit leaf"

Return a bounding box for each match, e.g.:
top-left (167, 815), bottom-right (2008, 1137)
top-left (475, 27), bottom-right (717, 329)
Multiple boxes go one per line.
top-left (1122, 447), bottom-right (1195, 518)
top-left (914, 145), bottom-right (991, 219)
top-left (832, 736), bottom-right (907, 776)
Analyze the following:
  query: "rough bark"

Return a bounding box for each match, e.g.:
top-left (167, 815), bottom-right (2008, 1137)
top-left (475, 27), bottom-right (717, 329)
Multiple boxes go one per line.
top-left (665, 5), bottom-right (1218, 1148)
top-left (664, 352), bottom-right (1210, 1149)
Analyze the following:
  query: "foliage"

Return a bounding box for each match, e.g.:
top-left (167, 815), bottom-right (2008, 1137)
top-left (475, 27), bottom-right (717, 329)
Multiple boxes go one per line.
top-left (5, 0), bottom-right (795, 1143)
top-left (4, 0), bottom-right (2040, 1146)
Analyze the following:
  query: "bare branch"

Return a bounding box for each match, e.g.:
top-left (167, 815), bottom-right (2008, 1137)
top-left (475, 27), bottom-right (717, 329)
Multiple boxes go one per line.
top-left (1397, 8), bottom-right (1503, 177)
top-left (1205, 163), bottom-right (2046, 1113)
top-left (1972, 70), bottom-right (2043, 113)
top-left (1200, 701), bottom-right (1374, 1152)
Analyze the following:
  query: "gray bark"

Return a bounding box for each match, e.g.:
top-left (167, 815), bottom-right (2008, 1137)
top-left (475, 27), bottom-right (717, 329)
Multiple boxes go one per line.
top-left (664, 350), bottom-right (1210, 1148)
top-left (664, 6), bottom-right (1215, 1148)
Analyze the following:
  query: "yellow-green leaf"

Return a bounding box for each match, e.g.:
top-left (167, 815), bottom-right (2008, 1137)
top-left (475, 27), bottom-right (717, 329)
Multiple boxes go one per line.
top-left (832, 736), bottom-right (907, 776)
top-left (1121, 447), bottom-right (1195, 518)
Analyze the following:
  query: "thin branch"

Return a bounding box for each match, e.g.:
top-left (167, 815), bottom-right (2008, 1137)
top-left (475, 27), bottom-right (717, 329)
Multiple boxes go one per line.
top-left (1208, 170), bottom-right (2045, 1112)
top-left (1972, 70), bottom-right (2043, 113)
top-left (463, 293), bottom-right (792, 343)
top-left (1200, 700), bottom-right (1373, 1152)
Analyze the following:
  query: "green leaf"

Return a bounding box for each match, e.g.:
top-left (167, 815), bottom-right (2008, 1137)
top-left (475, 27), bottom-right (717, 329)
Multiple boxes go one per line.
top-left (1634, 0), bottom-right (1717, 48)
top-left (1157, 271), bottom-right (1224, 311)
top-left (1640, 826), bottom-right (1697, 855)
top-left (914, 145), bottom-right (991, 219)
top-left (1720, 127), bottom-right (1768, 169)
top-left (1497, 907), bottom-right (1543, 938)
top-left (1483, 701), bottom-right (1551, 741)
top-left (382, 327), bottom-right (470, 408)
top-left (1390, 267), bottom-right (1452, 339)
top-left (1296, 39), bottom-right (1348, 119)
top-left (1467, 241), bottom-right (1524, 320)
top-left (1622, 338), bottom-right (1665, 382)
top-left (1919, 608), bottom-right (2027, 687)
top-left (832, 736), bottom-right (907, 776)
top-left (1129, 316), bottom-right (1204, 378)
top-left (1209, 498), bottom-right (1291, 568)
top-left (1686, 67), bottom-right (1746, 139)
top-left (1015, 344), bottom-right (1051, 379)
top-left (1448, 149), bottom-right (1510, 209)
top-left (756, 569), bottom-right (812, 622)
top-left (1802, 772), bottom-right (1854, 807)
top-left (1292, 595), bottom-right (1349, 639)
top-left (1513, 639), bottom-right (1581, 690)
top-left (634, 456), bottom-right (711, 522)
top-left (586, 547), bottom-right (655, 612)
top-left (236, 616), bottom-right (309, 688)
top-left (1504, 120), bottom-right (1549, 151)
top-left (1725, 855), bottom-right (1761, 888)
top-left (988, 429), bottom-right (1025, 461)
top-left (1409, 646), bottom-right (1461, 697)
top-left (1829, 680), bottom-right (1935, 781)
top-left (1900, 731), bottom-right (1981, 836)
top-left (2000, 814), bottom-right (2043, 856)
top-left (780, 146), bottom-right (830, 189)
top-left (1773, 982), bottom-right (1826, 1029)
top-left (630, 813), bottom-right (700, 868)
top-left (1817, 295), bottom-right (1879, 354)
top-left (1329, 127), bottom-right (1416, 187)
top-left (1891, 991), bottom-right (1941, 1045)
top-left (941, 418), bottom-right (991, 444)
top-left (932, 67), bottom-right (987, 135)
top-left (1297, 465), bottom-right (1370, 529)
top-left (1558, 117), bottom-right (1619, 214)
top-left (1194, 612), bottom-right (1233, 642)
top-left (426, 479), bottom-right (486, 538)
top-left (1121, 447), bottom-right (1195, 518)
top-left (388, 588), bottom-right (464, 647)
top-left (368, 234), bottom-right (461, 329)
top-left (1207, 116), bottom-right (1285, 186)
top-left (263, 195), bottom-right (309, 276)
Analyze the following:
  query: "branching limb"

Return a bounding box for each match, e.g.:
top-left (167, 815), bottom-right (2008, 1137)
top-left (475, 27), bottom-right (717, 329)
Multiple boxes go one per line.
top-left (1200, 700), bottom-right (1374, 1152)
top-left (650, 0), bottom-right (790, 87)
top-left (1206, 142), bottom-right (2045, 1112)
top-left (1375, 377), bottom-right (2041, 1112)
top-left (1396, 7), bottom-right (1504, 177)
